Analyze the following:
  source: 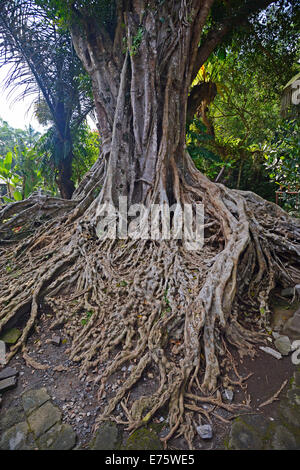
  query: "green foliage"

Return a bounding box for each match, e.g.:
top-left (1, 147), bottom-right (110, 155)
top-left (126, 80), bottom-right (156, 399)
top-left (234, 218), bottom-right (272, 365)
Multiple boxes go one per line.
top-left (265, 119), bottom-right (300, 189)
top-left (186, 118), bottom-right (224, 181)
top-left (71, 123), bottom-right (100, 185)
top-left (0, 120), bottom-right (46, 202)
top-left (129, 27), bottom-right (144, 56)
top-left (37, 0), bottom-right (116, 29)
top-left (188, 2), bottom-right (298, 204)
top-left (34, 120), bottom-right (100, 191)
top-left (0, 1), bottom-right (95, 196)
top-left (81, 310), bottom-right (94, 326)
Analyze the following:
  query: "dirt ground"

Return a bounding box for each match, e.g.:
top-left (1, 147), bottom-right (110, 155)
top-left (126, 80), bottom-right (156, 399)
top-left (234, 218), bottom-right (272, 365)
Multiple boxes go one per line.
top-left (0, 293), bottom-right (299, 450)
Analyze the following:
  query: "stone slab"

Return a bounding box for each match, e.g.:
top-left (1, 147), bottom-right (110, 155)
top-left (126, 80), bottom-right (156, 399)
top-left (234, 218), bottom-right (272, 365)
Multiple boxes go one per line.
top-left (22, 387), bottom-right (50, 415)
top-left (27, 400), bottom-right (62, 438)
top-left (0, 367), bottom-right (18, 380)
top-left (37, 422), bottom-right (76, 450)
top-left (0, 403), bottom-right (25, 433)
top-left (0, 376), bottom-right (17, 393)
top-left (0, 340), bottom-right (6, 365)
top-left (90, 421), bottom-right (121, 450)
top-left (0, 421), bottom-right (33, 450)
top-left (0, 328), bottom-right (21, 345)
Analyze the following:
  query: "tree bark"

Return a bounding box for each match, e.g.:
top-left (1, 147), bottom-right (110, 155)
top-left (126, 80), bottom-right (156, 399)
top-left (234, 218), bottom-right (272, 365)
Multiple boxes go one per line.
top-left (71, 0), bottom-right (213, 208)
top-left (56, 150), bottom-right (75, 200)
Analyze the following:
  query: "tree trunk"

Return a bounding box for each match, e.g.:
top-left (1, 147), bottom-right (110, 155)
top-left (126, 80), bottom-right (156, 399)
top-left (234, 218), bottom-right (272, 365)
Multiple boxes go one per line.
top-left (71, 1), bottom-right (212, 207)
top-left (56, 151), bottom-right (75, 200)
top-left (0, 1), bottom-right (299, 449)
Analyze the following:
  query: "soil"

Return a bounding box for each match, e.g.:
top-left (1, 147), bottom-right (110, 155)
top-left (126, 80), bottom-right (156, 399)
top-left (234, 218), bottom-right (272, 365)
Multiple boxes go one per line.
top-left (0, 294), bottom-right (299, 450)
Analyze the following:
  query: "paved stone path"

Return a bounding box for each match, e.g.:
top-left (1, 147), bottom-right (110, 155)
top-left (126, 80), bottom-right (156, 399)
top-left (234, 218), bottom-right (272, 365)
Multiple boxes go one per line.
top-left (0, 387), bottom-right (76, 450)
top-left (1, 370), bottom-right (300, 450)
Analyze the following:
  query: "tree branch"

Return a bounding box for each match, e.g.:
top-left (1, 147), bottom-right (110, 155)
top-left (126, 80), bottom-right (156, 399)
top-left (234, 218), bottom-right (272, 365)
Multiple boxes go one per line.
top-left (191, 0), bottom-right (275, 84)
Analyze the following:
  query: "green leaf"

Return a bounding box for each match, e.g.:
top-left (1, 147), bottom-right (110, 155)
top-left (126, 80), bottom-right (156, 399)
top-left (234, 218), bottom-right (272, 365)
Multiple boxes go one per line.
top-left (13, 190), bottom-right (23, 201)
top-left (4, 151), bottom-right (13, 170)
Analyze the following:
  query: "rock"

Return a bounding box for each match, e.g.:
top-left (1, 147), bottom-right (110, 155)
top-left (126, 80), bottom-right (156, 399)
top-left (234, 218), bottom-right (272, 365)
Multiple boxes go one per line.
top-left (0, 340), bottom-right (6, 365)
top-left (240, 414), bottom-right (271, 436)
top-left (0, 376), bottom-right (17, 393)
top-left (0, 404), bottom-right (25, 433)
top-left (196, 424), bottom-right (213, 440)
top-left (90, 421), bottom-right (121, 450)
top-left (0, 421), bottom-right (33, 450)
top-left (22, 387), bottom-right (50, 415)
top-left (124, 427), bottom-right (162, 450)
top-left (0, 367), bottom-right (18, 380)
top-left (259, 346), bottom-right (282, 360)
top-left (27, 401), bottom-right (62, 438)
top-left (271, 425), bottom-right (298, 450)
top-left (0, 328), bottom-right (21, 345)
top-left (229, 420), bottom-right (264, 450)
top-left (292, 370), bottom-right (300, 389)
top-left (283, 309), bottom-right (300, 340)
top-left (272, 331), bottom-right (280, 339)
top-left (292, 348), bottom-right (300, 365)
top-left (281, 287), bottom-right (295, 297)
top-left (51, 335), bottom-right (61, 346)
top-left (286, 388), bottom-right (300, 407)
top-left (279, 400), bottom-right (300, 428)
top-left (222, 389), bottom-right (234, 402)
top-left (274, 335), bottom-right (291, 355)
top-left (37, 422), bottom-right (76, 450)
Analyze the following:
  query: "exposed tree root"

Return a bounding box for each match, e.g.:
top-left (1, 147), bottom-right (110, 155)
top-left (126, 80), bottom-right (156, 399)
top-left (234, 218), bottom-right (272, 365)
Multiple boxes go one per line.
top-left (0, 159), bottom-right (299, 448)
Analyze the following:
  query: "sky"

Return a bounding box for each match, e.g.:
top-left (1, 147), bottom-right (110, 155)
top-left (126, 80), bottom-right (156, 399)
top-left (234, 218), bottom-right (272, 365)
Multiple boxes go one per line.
top-left (0, 65), bottom-right (46, 132)
top-left (0, 65), bottom-right (95, 132)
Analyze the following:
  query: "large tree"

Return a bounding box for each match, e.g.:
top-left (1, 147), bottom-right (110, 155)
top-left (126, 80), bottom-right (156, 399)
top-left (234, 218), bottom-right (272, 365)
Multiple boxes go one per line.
top-left (0, 0), bottom-right (299, 448)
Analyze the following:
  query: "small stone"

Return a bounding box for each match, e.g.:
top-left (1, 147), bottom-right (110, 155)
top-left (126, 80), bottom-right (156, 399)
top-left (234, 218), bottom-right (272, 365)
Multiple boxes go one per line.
top-left (259, 346), bottom-right (282, 360)
top-left (0, 341), bottom-right (6, 365)
top-left (0, 376), bottom-right (17, 393)
top-left (274, 336), bottom-right (291, 356)
top-left (196, 424), bottom-right (213, 440)
top-left (223, 389), bottom-right (234, 402)
top-left (0, 367), bottom-right (18, 380)
top-left (51, 335), bottom-right (61, 346)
